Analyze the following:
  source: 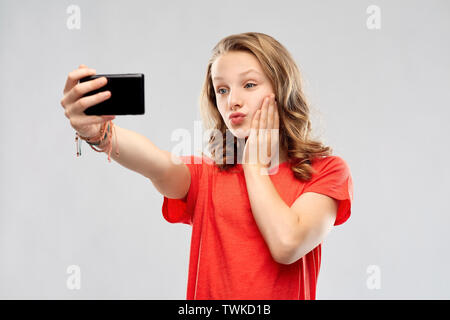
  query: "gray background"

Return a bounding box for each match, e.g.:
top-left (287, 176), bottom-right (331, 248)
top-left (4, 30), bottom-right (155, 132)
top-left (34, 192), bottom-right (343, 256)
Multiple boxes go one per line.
top-left (1, 0), bottom-right (449, 299)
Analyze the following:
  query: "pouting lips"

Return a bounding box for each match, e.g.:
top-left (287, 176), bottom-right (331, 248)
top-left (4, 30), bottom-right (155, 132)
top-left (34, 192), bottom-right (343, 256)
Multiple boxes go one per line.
top-left (230, 115), bottom-right (246, 125)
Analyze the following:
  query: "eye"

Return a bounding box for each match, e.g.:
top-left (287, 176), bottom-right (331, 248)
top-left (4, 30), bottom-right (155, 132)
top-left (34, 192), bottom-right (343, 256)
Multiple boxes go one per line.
top-left (216, 83), bottom-right (257, 95)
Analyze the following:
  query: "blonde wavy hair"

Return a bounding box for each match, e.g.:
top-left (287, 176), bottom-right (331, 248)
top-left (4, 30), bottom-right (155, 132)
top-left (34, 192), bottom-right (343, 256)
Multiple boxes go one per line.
top-left (199, 32), bottom-right (332, 181)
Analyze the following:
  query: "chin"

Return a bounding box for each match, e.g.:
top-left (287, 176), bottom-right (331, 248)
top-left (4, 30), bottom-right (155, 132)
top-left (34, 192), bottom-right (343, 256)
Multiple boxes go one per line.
top-left (228, 127), bottom-right (249, 140)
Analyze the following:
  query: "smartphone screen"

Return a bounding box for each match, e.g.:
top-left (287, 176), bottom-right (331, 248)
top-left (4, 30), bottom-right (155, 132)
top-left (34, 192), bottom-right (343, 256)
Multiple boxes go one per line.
top-left (79, 73), bottom-right (145, 116)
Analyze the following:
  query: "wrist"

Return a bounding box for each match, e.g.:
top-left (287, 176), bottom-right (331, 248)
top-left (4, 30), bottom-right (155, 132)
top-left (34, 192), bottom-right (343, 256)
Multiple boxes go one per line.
top-left (83, 122), bottom-right (110, 146)
top-left (243, 163), bottom-right (269, 174)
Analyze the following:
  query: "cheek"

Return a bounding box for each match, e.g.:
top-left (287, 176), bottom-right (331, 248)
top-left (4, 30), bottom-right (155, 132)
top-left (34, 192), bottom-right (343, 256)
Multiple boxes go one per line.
top-left (218, 109), bottom-right (227, 121)
top-left (215, 104), bottom-right (224, 116)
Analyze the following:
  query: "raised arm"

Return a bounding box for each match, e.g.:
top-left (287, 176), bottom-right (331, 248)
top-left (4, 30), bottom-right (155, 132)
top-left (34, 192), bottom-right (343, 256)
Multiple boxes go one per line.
top-left (60, 64), bottom-right (190, 200)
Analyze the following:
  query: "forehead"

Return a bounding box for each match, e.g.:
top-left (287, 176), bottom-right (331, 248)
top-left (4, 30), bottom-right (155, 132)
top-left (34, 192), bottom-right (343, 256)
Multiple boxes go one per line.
top-left (211, 51), bottom-right (263, 79)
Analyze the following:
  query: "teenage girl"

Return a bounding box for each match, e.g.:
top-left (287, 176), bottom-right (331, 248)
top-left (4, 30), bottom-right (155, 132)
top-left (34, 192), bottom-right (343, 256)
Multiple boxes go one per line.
top-left (60, 32), bottom-right (353, 300)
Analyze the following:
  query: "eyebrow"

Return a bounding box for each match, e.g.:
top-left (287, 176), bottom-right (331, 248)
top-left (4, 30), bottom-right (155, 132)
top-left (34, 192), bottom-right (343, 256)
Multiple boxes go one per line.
top-left (212, 69), bottom-right (261, 81)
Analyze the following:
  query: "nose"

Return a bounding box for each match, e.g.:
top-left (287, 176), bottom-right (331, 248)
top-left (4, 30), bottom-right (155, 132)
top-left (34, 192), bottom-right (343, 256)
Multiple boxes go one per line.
top-left (228, 92), bottom-right (243, 111)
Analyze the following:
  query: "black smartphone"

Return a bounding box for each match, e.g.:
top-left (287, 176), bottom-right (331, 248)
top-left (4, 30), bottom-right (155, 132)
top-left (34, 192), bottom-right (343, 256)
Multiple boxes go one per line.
top-left (79, 73), bottom-right (145, 116)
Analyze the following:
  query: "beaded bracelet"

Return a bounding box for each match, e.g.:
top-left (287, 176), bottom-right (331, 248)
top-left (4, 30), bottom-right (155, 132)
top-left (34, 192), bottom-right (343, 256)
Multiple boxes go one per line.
top-left (86, 122), bottom-right (110, 146)
top-left (75, 120), bottom-right (119, 162)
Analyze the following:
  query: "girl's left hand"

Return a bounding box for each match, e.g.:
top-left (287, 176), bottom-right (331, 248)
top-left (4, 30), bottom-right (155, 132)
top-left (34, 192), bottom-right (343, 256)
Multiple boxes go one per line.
top-left (242, 93), bottom-right (280, 169)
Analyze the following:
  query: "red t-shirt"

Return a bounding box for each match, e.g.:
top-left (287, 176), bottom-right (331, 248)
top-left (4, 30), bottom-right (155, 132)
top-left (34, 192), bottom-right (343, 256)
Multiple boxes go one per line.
top-left (162, 154), bottom-right (353, 300)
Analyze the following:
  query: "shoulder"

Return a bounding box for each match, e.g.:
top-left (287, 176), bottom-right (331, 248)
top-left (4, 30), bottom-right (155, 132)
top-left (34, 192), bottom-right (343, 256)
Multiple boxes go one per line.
top-left (306, 155), bottom-right (352, 188)
top-left (310, 155), bottom-right (350, 173)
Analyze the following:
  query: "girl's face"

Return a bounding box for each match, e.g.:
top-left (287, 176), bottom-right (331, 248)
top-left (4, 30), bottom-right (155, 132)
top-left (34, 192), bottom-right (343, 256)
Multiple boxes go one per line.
top-left (211, 51), bottom-right (275, 139)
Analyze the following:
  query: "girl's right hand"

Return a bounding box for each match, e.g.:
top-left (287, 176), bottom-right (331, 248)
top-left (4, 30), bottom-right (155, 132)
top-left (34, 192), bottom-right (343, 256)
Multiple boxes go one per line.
top-left (60, 64), bottom-right (115, 139)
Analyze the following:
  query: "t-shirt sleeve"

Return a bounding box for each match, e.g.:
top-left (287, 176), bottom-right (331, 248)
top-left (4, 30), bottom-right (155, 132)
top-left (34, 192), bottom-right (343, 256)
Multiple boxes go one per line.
top-left (161, 155), bottom-right (203, 226)
top-left (302, 156), bottom-right (354, 226)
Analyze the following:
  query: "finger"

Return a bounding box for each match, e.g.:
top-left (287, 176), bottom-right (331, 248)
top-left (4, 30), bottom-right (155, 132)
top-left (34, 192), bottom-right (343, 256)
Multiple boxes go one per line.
top-left (267, 95), bottom-right (274, 129)
top-left (259, 96), bottom-right (268, 130)
top-left (266, 96), bottom-right (274, 153)
top-left (271, 101), bottom-right (280, 164)
top-left (259, 97), bottom-right (269, 161)
top-left (248, 110), bottom-right (260, 164)
top-left (252, 108), bottom-right (261, 133)
top-left (66, 76), bottom-right (108, 105)
top-left (274, 100), bottom-right (279, 130)
top-left (63, 67), bottom-right (97, 95)
top-left (72, 114), bottom-right (115, 128)
top-left (244, 110), bottom-right (259, 164)
top-left (78, 64), bottom-right (88, 69)
top-left (267, 94), bottom-right (278, 155)
top-left (261, 98), bottom-right (272, 165)
top-left (74, 90), bottom-right (111, 114)
top-left (254, 109), bottom-right (264, 164)
top-left (272, 99), bottom-right (279, 145)
top-left (85, 115), bottom-right (115, 126)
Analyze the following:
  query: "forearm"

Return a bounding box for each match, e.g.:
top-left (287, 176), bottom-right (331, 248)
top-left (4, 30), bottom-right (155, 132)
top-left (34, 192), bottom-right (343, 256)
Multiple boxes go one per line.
top-left (96, 124), bottom-right (176, 183)
top-left (243, 165), bottom-right (299, 262)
